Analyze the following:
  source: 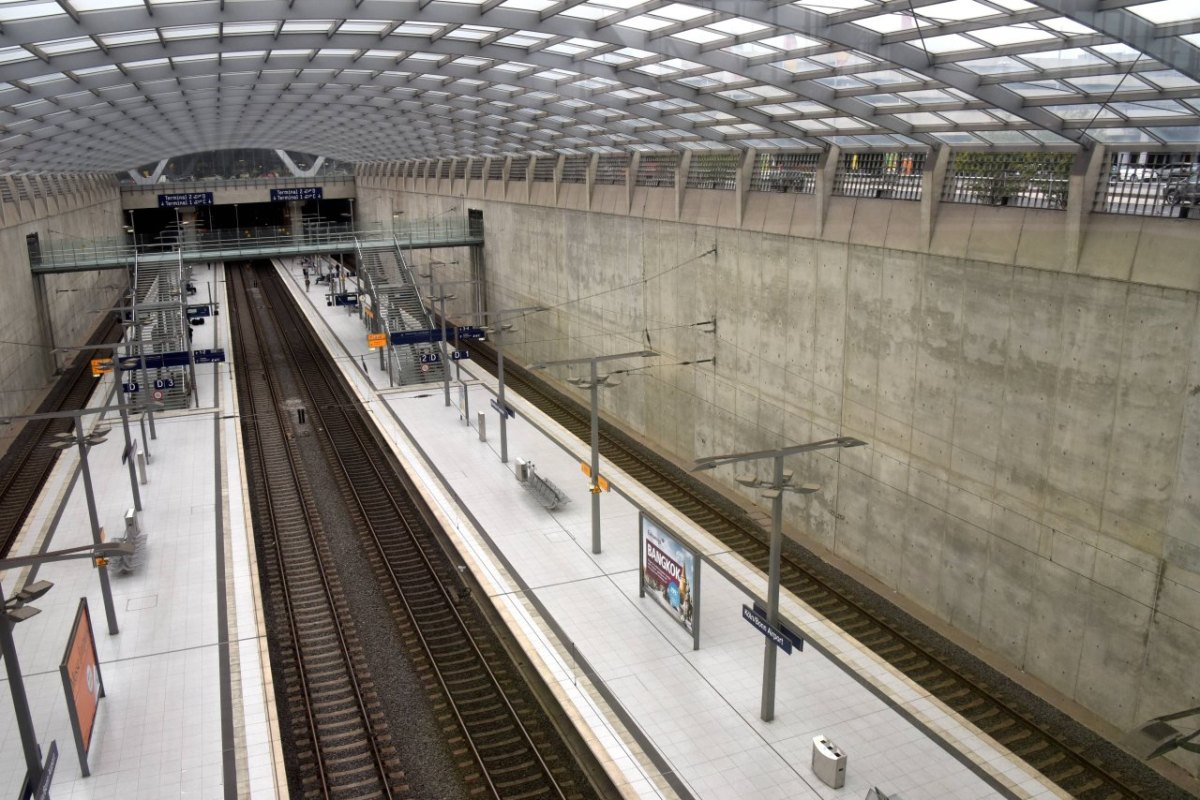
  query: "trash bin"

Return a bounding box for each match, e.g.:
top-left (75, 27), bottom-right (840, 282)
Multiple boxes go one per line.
top-left (812, 735), bottom-right (846, 789)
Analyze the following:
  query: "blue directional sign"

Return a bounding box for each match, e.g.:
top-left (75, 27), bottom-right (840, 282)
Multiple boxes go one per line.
top-left (186, 305), bottom-right (212, 318)
top-left (752, 603), bottom-right (805, 651)
top-left (743, 605), bottom-right (797, 654)
top-left (390, 326), bottom-right (485, 346)
top-left (154, 378), bottom-right (176, 390)
top-left (158, 192), bottom-right (213, 208)
top-left (270, 187), bottom-right (323, 201)
top-left (122, 382), bottom-right (140, 393)
top-left (451, 350), bottom-right (471, 360)
top-left (333, 292), bottom-right (358, 307)
top-left (490, 398), bottom-right (516, 419)
top-left (193, 348), bottom-right (226, 364)
top-left (419, 352), bottom-right (441, 364)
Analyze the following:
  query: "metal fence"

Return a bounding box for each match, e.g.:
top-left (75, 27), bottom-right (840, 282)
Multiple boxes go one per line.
top-left (595, 154), bottom-right (630, 185)
top-left (750, 152), bottom-right (819, 194)
top-left (686, 152), bottom-right (739, 190)
top-left (833, 151), bottom-right (925, 201)
top-left (636, 153), bottom-right (678, 187)
top-left (1094, 154), bottom-right (1200, 220)
top-left (942, 152), bottom-right (1072, 210)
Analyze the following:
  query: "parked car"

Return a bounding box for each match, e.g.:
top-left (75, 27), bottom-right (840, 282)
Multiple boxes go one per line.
top-left (1162, 164), bottom-right (1200, 205)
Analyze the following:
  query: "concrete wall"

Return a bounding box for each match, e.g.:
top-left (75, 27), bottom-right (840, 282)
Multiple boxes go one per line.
top-left (0, 175), bottom-right (125, 423)
top-left (357, 172), bottom-right (1200, 776)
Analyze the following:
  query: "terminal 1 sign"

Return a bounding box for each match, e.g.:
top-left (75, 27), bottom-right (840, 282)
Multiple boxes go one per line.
top-left (639, 512), bottom-right (701, 650)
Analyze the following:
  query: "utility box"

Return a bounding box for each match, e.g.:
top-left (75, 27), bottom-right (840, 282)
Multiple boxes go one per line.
top-left (477, 412), bottom-right (486, 442)
top-left (515, 458), bottom-right (529, 483)
top-left (812, 736), bottom-right (846, 789)
top-left (124, 508), bottom-right (139, 537)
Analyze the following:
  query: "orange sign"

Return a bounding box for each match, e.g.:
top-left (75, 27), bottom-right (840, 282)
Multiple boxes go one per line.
top-left (90, 358), bottom-right (113, 376)
top-left (367, 333), bottom-right (386, 348)
top-left (61, 598), bottom-right (104, 773)
top-left (580, 462), bottom-right (610, 492)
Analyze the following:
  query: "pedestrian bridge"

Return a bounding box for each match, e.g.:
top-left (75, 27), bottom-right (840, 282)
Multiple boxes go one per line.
top-left (30, 219), bottom-right (483, 274)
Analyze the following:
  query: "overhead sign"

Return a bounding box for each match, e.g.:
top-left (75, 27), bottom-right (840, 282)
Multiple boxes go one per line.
top-left (451, 349), bottom-right (471, 360)
top-left (120, 348), bottom-right (224, 370)
top-left (420, 352), bottom-right (441, 363)
top-left (390, 325), bottom-right (485, 346)
top-left (90, 358), bottom-right (113, 377)
top-left (333, 292), bottom-right (358, 307)
top-left (753, 603), bottom-right (804, 652)
top-left (185, 305), bottom-right (212, 318)
top-left (743, 605), bottom-right (795, 654)
top-left (367, 333), bottom-right (387, 349)
top-left (158, 192), bottom-right (213, 208)
top-left (60, 599), bottom-right (104, 777)
top-left (270, 187), bottom-right (323, 201)
top-left (640, 512), bottom-right (701, 648)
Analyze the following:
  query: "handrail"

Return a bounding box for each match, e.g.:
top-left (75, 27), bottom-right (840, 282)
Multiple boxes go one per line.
top-left (119, 175), bottom-right (356, 193)
top-left (32, 218), bottom-right (484, 272)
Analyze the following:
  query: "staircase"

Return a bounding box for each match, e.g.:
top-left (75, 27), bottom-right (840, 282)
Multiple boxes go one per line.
top-left (122, 257), bottom-right (192, 410)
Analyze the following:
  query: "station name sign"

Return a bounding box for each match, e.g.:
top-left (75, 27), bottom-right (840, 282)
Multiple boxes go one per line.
top-left (270, 187), bottom-right (323, 201)
top-left (158, 192), bottom-right (213, 208)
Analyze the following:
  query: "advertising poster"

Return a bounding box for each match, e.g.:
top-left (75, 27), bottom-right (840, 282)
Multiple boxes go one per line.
top-left (640, 512), bottom-right (701, 647)
top-left (60, 599), bottom-right (104, 776)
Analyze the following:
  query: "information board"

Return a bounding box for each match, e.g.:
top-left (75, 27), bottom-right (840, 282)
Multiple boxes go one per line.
top-left (157, 192), bottom-right (213, 208)
top-left (270, 187), bottom-right (323, 201)
top-left (60, 599), bottom-right (104, 776)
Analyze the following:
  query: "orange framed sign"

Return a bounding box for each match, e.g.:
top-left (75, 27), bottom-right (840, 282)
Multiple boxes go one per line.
top-left (60, 598), bottom-right (104, 776)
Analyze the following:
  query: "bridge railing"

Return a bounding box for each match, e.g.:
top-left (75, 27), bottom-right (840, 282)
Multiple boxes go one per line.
top-left (31, 218), bottom-right (483, 271)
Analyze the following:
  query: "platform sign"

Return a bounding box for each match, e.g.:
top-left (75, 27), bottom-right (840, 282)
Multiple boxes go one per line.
top-left (90, 358), bottom-right (112, 377)
top-left (122, 382), bottom-right (139, 393)
top-left (752, 603), bottom-right (804, 653)
top-left (451, 349), bottom-right (471, 360)
top-left (333, 292), bottom-right (358, 307)
top-left (743, 605), bottom-right (793, 654)
top-left (193, 348), bottom-right (225, 364)
top-left (390, 326), bottom-right (486, 346)
top-left (122, 349), bottom-right (224, 369)
top-left (420, 352), bottom-right (441, 364)
top-left (186, 305), bottom-right (212, 318)
top-left (60, 599), bottom-right (104, 777)
top-left (270, 187), bottom-right (323, 201)
top-left (157, 192), bottom-right (213, 208)
top-left (639, 512), bottom-right (701, 648)
top-left (490, 398), bottom-right (515, 419)
top-left (580, 463), bottom-right (610, 492)
top-left (367, 333), bottom-right (387, 349)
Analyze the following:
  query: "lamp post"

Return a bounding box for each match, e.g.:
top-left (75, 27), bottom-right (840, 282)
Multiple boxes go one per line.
top-left (48, 418), bottom-right (123, 635)
top-left (455, 307), bottom-right (546, 463)
top-left (694, 436), bottom-right (867, 721)
top-left (531, 350), bottom-right (657, 554)
top-left (0, 541), bottom-right (135, 791)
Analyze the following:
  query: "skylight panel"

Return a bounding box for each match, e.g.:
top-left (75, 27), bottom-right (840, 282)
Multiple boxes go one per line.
top-left (162, 24), bottom-right (221, 41)
top-left (71, 0), bottom-right (145, 10)
top-left (1046, 103), bottom-right (1112, 120)
top-left (893, 112), bottom-right (948, 126)
top-left (1141, 70), bottom-right (1200, 90)
top-left (723, 42), bottom-right (779, 59)
top-left (444, 25), bottom-right (503, 41)
top-left (0, 2), bottom-right (64, 22)
top-left (1128, 0), bottom-right (1200, 25)
top-left (619, 15), bottom-right (676, 32)
top-left (223, 22), bottom-right (279, 36)
top-left (543, 43), bottom-right (590, 56)
top-left (960, 56), bottom-right (1026, 74)
top-left (1004, 80), bottom-right (1077, 98)
top-left (771, 58), bottom-right (822, 75)
top-left (858, 94), bottom-right (911, 108)
top-left (937, 110), bottom-right (996, 124)
top-left (39, 38), bottom-right (100, 56)
top-left (1110, 100), bottom-right (1192, 118)
top-left (854, 14), bottom-right (933, 35)
top-left (919, 1), bottom-right (1001, 22)
top-left (1064, 74), bottom-right (1150, 94)
top-left (975, 130), bottom-right (1033, 145)
top-left (499, 0), bottom-right (558, 11)
top-left (557, 4), bottom-right (623, 21)
top-left (99, 30), bottom-right (161, 47)
top-left (1148, 127), bottom-right (1200, 143)
top-left (970, 25), bottom-right (1057, 47)
top-left (339, 21), bottom-right (395, 34)
top-left (791, 0), bottom-right (872, 13)
top-left (917, 34), bottom-right (982, 54)
top-left (674, 27), bottom-right (729, 44)
top-left (1089, 43), bottom-right (1143, 63)
top-left (930, 131), bottom-right (983, 144)
top-left (635, 63), bottom-right (681, 76)
top-left (652, 4), bottom-right (711, 22)
top-left (858, 69), bottom-right (921, 86)
top-left (808, 51), bottom-right (876, 69)
top-left (282, 20), bottom-right (338, 34)
top-left (709, 18), bottom-right (770, 36)
top-left (814, 75), bottom-right (867, 90)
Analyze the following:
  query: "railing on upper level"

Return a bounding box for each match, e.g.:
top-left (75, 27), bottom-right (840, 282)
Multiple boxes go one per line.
top-left (119, 174), bottom-right (357, 196)
top-left (30, 218), bottom-right (484, 273)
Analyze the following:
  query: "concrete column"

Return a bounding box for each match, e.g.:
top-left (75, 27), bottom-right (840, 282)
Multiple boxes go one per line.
top-left (920, 146), bottom-right (951, 249)
top-left (586, 153), bottom-right (598, 211)
top-left (482, 157), bottom-right (493, 195)
top-left (553, 154), bottom-right (565, 205)
top-left (676, 151), bottom-right (693, 221)
top-left (627, 152), bottom-right (641, 214)
top-left (737, 147), bottom-right (758, 228)
top-left (1066, 145), bottom-right (1107, 269)
top-left (815, 145), bottom-right (840, 237)
top-left (501, 155), bottom-right (512, 199)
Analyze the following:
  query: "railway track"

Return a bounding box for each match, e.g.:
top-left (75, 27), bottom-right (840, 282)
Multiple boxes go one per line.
top-left (462, 338), bottom-right (1186, 800)
top-left (234, 263), bottom-right (610, 800)
top-left (228, 267), bottom-right (403, 799)
top-left (0, 312), bottom-right (124, 558)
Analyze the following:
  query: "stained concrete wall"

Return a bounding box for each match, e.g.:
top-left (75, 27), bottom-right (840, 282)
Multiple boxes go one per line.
top-left (357, 176), bottom-right (1200, 777)
top-left (0, 176), bottom-right (125, 424)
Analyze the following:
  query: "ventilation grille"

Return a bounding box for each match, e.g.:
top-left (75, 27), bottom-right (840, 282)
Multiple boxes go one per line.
top-left (595, 153), bottom-right (630, 185)
top-left (561, 155), bottom-right (589, 184)
top-left (1094, 153), bottom-right (1199, 221)
top-left (686, 152), bottom-right (739, 190)
top-left (751, 152), bottom-right (819, 194)
top-left (533, 156), bottom-right (557, 182)
top-left (509, 156), bottom-right (530, 182)
top-left (635, 153), bottom-right (678, 187)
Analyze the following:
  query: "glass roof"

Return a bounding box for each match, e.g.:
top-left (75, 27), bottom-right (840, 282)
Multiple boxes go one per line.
top-left (0, 0), bottom-right (1195, 171)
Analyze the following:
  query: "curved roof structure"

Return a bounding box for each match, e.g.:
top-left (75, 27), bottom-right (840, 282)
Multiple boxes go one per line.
top-left (1, 0), bottom-right (1199, 172)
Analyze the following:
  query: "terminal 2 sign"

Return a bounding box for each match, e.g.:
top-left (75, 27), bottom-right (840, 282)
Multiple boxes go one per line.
top-left (157, 192), bottom-right (213, 208)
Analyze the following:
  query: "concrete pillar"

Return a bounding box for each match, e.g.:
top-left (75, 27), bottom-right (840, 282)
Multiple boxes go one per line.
top-left (553, 154), bottom-right (565, 205)
top-left (737, 147), bottom-right (758, 228)
top-left (586, 153), bottom-right (598, 211)
top-left (1066, 145), bottom-right (1107, 269)
top-left (815, 145), bottom-right (840, 237)
top-left (627, 152), bottom-right (641, 214)
top-left (920, 146), bottom-right (951, 249)
top-left (676, 151), bottom-right (693, 221)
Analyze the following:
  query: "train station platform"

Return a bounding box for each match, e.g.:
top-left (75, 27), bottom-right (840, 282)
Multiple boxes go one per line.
top-left (0, 257), bottom-right (1069, 799)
